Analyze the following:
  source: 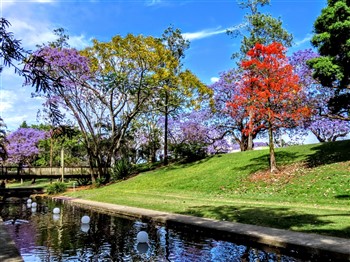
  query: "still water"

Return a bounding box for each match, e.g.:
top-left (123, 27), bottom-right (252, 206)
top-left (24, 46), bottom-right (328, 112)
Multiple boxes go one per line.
top-left (0, 198), bottom-right (304, 262)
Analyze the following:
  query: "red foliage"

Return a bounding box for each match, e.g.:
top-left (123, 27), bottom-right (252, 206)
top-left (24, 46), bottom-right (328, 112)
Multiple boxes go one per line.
top-left (227, 42), bottom-right (311, 134)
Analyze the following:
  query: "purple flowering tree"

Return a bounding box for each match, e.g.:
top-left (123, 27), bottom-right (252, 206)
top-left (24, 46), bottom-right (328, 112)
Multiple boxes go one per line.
top-left (6, 128), bottom-right (48, 166)
top-left (135, 115), bottom-right (162, 163)
top-left (25, 35), bottom-right (181, 182)
top-left (290, 49), bottom-right (350, 142)
top-left (167, 110), bottom-right (231, 161)
top-left (210, 69), bottom-right (266, 151)
top-left (309, 119), bottom-right (350, 142)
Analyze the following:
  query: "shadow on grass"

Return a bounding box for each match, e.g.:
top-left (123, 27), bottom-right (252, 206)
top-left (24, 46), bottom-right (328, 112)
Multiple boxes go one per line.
top-left (237, 151), bottom-right (300, 174)
top-left (306, 140), bottom-right (350, 168)
top-left (180, 205), bottom-right (350, 239)
top-left (335, 194), bottom-right (350, 200)
top-left (162, 155), bottom-right (214, 171)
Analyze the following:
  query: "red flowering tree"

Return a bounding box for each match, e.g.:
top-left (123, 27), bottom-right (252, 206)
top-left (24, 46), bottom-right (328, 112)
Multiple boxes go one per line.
top-left (228, 42), bottom-right (311, 172)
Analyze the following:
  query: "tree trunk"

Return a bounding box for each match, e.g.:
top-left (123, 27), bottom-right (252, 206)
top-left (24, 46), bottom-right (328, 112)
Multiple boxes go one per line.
top-left (268, 125), bottom-right (278, 173)
top-left (87, 150), bottom-right (96, 183)
top-left (247, 110), bottom-right (254, 150)
top-left (151, 145), bottom-right (156, 163)
top-left (311, 130), bottom-right (325, 143)
top-left (50, 135), bottom-right (54, 175)
top-left (239, 135), bottom-right (249, 151)
top-left (247, 133), bottom-right (253, 150)
top-left (164, 91), bottom-right (169, 165)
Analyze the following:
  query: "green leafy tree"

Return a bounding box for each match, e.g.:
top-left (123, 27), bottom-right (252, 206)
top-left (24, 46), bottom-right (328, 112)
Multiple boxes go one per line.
top-left (228, 0), bottom-right (293, 60)
top-left (308, 0), bottom-right (350, 120)
top-left (160, 26), bottom-right (189, 165)
top-left (0, 18), bottom-right (25, 74)
top-left (26, 34), bottom-right (183, 182)
top-left (160, 26), bottom-right (213, 164)
top-left (33, 124), bottom-right (86, 167)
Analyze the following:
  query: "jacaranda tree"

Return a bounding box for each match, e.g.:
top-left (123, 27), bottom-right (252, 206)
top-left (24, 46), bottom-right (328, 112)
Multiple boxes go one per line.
top-left (290, 49), bottom-right (350, 142)
top-left (228, 43), bottom-right (312, 172)
top-left (210, 69), bottom-right (266, 151)
top-left (168, 110), bottom-right (230, 162)
top-left (6, 128), bottom-right (48, 166)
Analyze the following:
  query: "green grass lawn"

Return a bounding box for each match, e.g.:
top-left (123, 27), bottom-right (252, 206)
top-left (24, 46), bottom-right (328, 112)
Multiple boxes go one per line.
top-left (21, 140), bottom-right (350, 238)
top-left (6, 178), bottom-right (76, 189)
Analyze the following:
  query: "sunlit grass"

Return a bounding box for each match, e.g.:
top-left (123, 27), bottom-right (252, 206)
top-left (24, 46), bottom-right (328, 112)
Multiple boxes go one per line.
top-left (65, 140), bottom-right (350, 238)
top-left (10, 140), bottom-right (350, 238)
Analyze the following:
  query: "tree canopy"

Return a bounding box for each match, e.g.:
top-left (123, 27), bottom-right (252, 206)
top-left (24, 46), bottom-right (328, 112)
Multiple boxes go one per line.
top-left (308, 0), bottom-right (350, 119)
top-left (0, 18), bottom-right (25, 75)
top-left (228, 0), bottom-right (293, 60)
top-left (210, 69), bottom-right (265, 151)
top-left (24, 32), bottom-right (212, 181)
top-left (228, 43), bottom-right (311, 172)
top-left (290, 49), bottom-right (350, 142)
top-left (6, 128), bottom-right (48, 166)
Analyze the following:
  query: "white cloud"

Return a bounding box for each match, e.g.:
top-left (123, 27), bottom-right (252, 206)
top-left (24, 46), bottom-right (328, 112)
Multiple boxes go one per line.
top-left (0, 86), bottom-right (43, 130)
top-left (4, 115), bottom-right (28, 130)
top-left (0, 90), bottom-right (17, 112)
top-left (68, 34), bottom-right (91, 49)
top-left (295, 34), bottom-right (312, 47)
top-left (6, 18), bottom-right (56, 48)
top-left (182, 28), bottom-right (227, 41)
top-left (210, 77), bottom-right (219, 83)
top-left (146, 0), bottom-right (162, 6)
top-left (6, 17), bottom-right (90, 50)
top-left (1, 0), bottom-right (55, 11)
top-left (182, 23), bottom-right (246, 41)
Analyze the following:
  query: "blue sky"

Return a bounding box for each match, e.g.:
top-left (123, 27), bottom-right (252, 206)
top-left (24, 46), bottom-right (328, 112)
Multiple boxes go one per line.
top-left (0, 0), bottom-right (326, 132)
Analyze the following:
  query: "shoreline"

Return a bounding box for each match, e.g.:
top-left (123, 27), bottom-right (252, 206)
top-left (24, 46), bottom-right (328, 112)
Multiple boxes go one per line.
top-left (55, 196), bottom-right (350, 261)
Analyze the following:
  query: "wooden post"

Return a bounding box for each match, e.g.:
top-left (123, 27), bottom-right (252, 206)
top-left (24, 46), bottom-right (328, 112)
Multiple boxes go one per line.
top-left (61, 148), bottom-right (65, 182)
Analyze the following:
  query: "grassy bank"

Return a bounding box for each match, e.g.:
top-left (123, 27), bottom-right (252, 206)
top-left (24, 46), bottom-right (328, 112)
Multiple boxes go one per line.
top-left (65, 140), bottom-right (348, 238)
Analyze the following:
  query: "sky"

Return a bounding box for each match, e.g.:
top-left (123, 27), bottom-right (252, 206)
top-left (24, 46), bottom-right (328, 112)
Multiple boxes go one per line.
top-left (0, 0), bottom-right (327, 135)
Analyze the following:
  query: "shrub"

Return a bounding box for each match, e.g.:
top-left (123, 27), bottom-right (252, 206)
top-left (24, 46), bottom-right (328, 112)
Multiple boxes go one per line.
top-left (76, 178), bottom-right (92, 186)
top-left (133, 162), bottom-right (162, 173)
top-left (46, 182), bottom-right (67, 195)
top-left (93, 177), bottom-right (107, 188)
top-left (169, 142), bottom-right (207, 163)
top-left (111, 158), bottom-right (133, 181)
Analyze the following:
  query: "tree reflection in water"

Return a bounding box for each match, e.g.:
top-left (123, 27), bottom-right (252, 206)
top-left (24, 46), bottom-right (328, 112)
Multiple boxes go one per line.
top-left (0, 199), bottom-right (302, 261)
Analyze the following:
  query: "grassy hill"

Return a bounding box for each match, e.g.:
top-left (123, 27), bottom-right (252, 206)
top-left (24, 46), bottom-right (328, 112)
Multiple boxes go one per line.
top-left (67, 140), bottom-right (350, 238)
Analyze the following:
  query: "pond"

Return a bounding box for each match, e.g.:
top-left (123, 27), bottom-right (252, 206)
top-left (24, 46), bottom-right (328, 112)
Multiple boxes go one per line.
top-left (0, 198), bottom-right (306, 261)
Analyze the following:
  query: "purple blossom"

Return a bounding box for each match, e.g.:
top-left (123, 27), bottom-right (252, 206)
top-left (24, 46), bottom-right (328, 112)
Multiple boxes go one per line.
top-left (289, 49), bottom-right (319, 88)
top-left (26, 47), bottom-right (94, 103)
top-left (209, 69), bottom-right (265, 151)
top-left (6, 128), bottom-right (48, 165)
top-left (309, 118), bottom-right (350, 142)
top-left (288, 49), bottom-right (349, 142)
top-left (168, 110), bottom-right (232, 155)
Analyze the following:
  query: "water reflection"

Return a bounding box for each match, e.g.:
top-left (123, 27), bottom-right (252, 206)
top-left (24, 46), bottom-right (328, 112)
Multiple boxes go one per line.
top-left (0, 199), bottom-right (302, 261)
